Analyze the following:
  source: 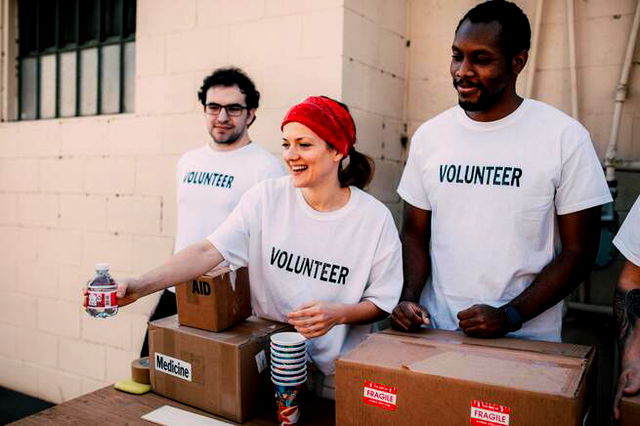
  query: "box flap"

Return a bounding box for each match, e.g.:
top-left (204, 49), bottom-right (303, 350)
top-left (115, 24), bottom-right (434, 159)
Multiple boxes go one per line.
top-left (202, 264), bottom-right (233, 278)
top-left (406, 350), bottom-right (581, 396)
top-left (341, 332), bottom-right (589, 398)
top-left (151, 315), bottom-right (289, 346)
top-left (382, 327), bottom-right (593, 359)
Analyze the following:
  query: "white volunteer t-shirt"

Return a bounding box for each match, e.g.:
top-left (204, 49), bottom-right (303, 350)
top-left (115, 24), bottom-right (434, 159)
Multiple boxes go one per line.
top-left (614, 196), bottom-right (640, 266)
top-left (397, 99), bottom-right (612, 341)
top-left (208, 176), bottom-right (402, 375)
top-left (174, 142), bottom-right (285, 253)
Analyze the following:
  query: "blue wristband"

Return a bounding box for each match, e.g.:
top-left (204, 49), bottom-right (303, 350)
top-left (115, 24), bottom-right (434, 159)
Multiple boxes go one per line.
top-left (500, 304), bottom-right (522, 331)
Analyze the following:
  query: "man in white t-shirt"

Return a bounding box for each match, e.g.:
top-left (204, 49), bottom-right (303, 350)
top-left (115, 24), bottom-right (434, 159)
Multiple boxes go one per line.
top-left (391, 1), bottom-right (612, 341)
top-left (140, 67), bottom-right (284, 356)
top-left (613, 195), bottom-right (640, 420)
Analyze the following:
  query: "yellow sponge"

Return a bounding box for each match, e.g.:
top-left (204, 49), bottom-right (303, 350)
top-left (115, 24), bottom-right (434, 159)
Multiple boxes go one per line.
top-left (114, 379), bottom-right (151, 395)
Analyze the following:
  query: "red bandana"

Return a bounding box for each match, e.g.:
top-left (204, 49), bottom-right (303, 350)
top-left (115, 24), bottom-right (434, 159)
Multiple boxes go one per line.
top-left (281, 96), bottom-right (356, 156)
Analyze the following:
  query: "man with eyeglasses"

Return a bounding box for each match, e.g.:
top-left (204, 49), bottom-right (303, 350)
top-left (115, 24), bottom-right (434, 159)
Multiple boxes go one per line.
top-left (140, 67), bottom-right (285, 357)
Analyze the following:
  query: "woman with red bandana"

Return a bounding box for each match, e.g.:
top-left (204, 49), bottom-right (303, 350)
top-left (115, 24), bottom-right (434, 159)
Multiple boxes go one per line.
top-left (104, 96), bottom-right (402, 397)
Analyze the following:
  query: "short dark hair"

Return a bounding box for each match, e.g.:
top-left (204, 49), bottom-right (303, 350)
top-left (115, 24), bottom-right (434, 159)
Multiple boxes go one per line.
top-left (197, 67), bottom-right (260, 109)
top-left (456, 0), bottom-right (531, 58)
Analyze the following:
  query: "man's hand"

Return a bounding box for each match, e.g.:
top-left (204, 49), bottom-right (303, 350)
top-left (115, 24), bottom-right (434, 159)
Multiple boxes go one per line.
top-left (614, 361), bottom-right (640, 420)
top-left (287, 301), bottom-right (346, 339)
top-left (457, 304), bottom-right (510, 338)
top-left (391, 301), bottom-right (430, 331)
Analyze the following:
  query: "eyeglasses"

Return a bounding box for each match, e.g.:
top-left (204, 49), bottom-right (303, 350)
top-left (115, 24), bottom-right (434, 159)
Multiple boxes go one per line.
top-left (204, 103), bottom-right (249, 117)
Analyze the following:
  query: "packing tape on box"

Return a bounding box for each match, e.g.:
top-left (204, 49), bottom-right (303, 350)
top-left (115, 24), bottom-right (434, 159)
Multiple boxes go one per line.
top-left (131, 356), bottom-right (150, 384)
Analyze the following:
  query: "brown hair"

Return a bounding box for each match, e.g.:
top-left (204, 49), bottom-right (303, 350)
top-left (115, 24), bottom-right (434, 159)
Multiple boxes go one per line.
top-left (338, 147), bottom-right (374, 189)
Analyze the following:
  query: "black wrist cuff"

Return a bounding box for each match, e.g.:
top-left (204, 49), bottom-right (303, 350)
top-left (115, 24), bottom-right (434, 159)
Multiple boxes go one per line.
top-left (500, 304), bottom-right (522, 332)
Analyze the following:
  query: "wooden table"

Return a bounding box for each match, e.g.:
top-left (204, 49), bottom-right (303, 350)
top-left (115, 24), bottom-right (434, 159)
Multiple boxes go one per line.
top-left (11, 386), bottom-right (335, 425)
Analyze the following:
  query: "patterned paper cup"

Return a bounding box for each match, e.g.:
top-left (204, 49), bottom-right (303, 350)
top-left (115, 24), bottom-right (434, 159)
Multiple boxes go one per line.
top-left (271, 342), bottom-right (306, 353)
top-left (271, 361), bottom-right (307, 372)
top-left (271, 356), bottom-right (306, 366)
top-left (272, 376), bottom-right (307, 386)
top-left (272, 362), bottom-right (306, 372)
top-left (271, 365), bottom-right (307, 377)
top-left (274, 382), bottom-right (304, 425)
top-left (271, 357), bottom-right (306, 369)
top-left (271, 372), bottom-right (307, 383)
top-left (271, 332), bottom-right (306, 347)
top-left (271, 350), bottom-right (307, 361)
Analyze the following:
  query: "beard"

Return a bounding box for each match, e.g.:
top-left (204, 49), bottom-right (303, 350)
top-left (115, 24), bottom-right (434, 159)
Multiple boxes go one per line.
top-left (454, 80), bottom-right (507, 112)
top-left (210, 125), bottom-right (245, 145)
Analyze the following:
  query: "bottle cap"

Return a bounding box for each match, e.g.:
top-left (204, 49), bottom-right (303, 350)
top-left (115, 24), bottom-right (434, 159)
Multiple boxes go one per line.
top-left (96, 263), bottom-right (110, 271)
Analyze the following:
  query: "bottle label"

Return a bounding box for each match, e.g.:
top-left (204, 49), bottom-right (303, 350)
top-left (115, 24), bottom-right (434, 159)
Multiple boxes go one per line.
top-left (88, 290), bottom-right (117, 308)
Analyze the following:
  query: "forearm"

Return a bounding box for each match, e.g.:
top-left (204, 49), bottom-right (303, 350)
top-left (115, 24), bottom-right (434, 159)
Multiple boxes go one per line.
top-left (614, 261), bottom-right (640, 367)
top-left (130, 239), bottom-right (224, 299)
top-left (399, 203), bottom-right (431, 303)
top-left (400, 235), bottom-right (430, 301)
top-left (509, 248), bottom-right (593, 322)
top-left (339, 300), bottom-right (387, 325)
top-left (622, 325), bottom-right (640, 368)
top-left (508, 208), bottom-right (600, 322)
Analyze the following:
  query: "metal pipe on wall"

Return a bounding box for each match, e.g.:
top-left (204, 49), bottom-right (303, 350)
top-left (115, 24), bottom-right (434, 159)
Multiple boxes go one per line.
top-left (615, 161), bottom-right (640, 172)
top-left (566, 0), bottom-right (579, 119)
top-left (401, 0), bottom-right (411, 153)
top-left (525, 0), bottom-right (544, 98)
top-left (0, 0), bottom-right (6, 122)
top-left (605, 0), bottom-right (640, 181)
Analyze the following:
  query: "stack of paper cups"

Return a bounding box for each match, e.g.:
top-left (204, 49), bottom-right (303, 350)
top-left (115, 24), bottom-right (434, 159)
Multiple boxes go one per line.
top-left (270, 332), bottom-right (307, 425)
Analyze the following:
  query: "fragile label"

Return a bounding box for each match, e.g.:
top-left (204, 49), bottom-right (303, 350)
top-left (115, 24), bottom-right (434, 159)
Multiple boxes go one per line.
top-left (154, 353), bottom-right (192, 382)
top-left (363, 380), bottom-right (397, 411)
top-left (255, 350), bottom-right (267, 373)
top-left (470, 400), bottom-right (510, 425)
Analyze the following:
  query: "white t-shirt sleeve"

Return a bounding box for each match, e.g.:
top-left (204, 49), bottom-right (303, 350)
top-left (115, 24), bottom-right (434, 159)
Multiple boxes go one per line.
top-left (614, 196), bottom-right (640, 266)
top-left (206, 185), bottom-right (261, 268)
top-left (361, 212), bottom-right (403, 313)
top-left (397, 129), bottom-right (431, 210)
top-left (555, 129), bottom-right (612, 215)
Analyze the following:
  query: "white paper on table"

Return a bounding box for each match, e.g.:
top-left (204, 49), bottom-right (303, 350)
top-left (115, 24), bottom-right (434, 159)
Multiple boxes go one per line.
top-left (141, 405), bottom-right (234, 426)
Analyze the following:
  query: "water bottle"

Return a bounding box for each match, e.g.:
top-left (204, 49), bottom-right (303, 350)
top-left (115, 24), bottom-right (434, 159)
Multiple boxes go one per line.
top-left (85, 263), bottom-right (118, 318)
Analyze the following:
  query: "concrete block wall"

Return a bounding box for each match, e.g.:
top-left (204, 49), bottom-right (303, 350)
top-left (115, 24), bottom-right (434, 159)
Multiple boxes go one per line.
top-left (0, 0), bottom-right (346, 403)
top-left (342, 0), bottom-right (409, 223)
top-left (0, 114), bottom-right (172, 402)
top-left (533, 0), bottom-right (640, 160)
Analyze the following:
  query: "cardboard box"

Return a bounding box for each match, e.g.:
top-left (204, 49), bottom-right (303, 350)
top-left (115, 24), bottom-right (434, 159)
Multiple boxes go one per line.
top-left (176, 266), bottom-right (251, 332)
top-left (620, 394), bottom-right (640, 426)
top-left (149, 315), bottom-right (290, 423)
top-left (336, 329), bottom-right (595, 426)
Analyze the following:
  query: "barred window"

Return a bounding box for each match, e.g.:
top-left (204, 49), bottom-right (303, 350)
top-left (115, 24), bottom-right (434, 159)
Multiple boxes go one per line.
top-left (18, 0), bottom-right (136, 120)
